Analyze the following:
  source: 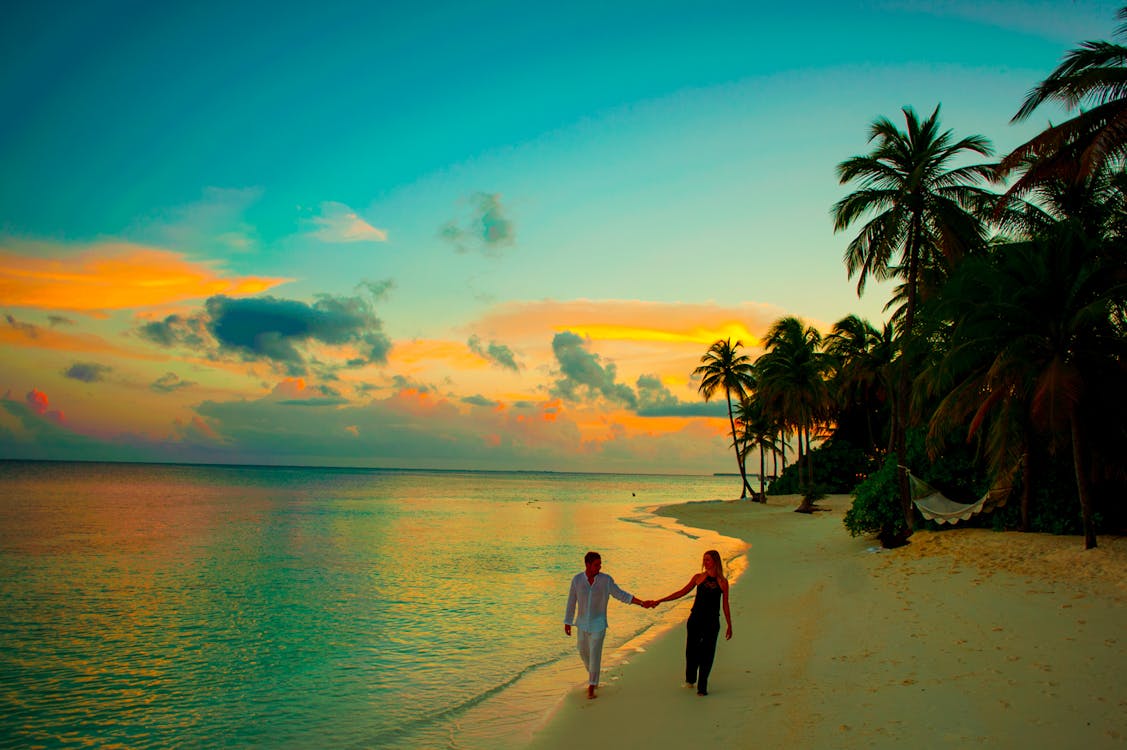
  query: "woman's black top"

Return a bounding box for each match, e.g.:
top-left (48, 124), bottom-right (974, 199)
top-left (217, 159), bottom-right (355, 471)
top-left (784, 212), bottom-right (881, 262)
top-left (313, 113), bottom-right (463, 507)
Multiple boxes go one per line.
top-left (689, 575), bottom-right (722, 621)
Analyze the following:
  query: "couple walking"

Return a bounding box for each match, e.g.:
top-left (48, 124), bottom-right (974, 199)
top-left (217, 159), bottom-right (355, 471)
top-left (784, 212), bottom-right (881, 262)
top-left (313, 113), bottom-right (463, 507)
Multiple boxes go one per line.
top-left (563, 550), bottom-right (732, 699)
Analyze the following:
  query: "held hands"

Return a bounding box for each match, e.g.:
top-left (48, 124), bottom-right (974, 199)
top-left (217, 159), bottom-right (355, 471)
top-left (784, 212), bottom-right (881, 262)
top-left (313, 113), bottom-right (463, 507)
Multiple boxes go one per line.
top-left (642, 599), bottom-right (660, 609)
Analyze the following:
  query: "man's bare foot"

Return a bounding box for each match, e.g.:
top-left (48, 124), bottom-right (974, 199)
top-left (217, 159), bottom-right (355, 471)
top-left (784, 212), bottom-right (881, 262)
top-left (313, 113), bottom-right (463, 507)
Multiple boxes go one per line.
top-left (587, 685), bottom-right (597, 699)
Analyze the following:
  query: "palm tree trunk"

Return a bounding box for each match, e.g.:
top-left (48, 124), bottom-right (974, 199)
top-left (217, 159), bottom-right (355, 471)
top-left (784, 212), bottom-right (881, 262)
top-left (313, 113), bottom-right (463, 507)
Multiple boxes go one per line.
top-left (759, 445), bottom-right (766, 500)
top-left (895, 225), bottom-right (922, 534)
top-left (1020, 439), bottom-right (1031, 533)
top-left (1070, 414), bottom-right (1098, 550)
top-left (805, 423), bottom-right (815, 490)
top-left (775, 426), bottom-right (784, 473)
top-left (725, 391), bottom-right (750, 498)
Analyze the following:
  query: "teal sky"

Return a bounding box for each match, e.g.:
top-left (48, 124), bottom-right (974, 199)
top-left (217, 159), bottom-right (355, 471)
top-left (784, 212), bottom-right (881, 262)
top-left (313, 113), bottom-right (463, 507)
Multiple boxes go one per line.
top-left (1, 1), bottom-right (1120, 472)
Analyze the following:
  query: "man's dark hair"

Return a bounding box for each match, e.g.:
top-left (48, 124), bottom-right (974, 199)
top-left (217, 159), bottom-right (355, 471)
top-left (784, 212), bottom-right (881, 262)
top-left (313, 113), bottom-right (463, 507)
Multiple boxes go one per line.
top-left (584, 551), bottom-right (601, 565)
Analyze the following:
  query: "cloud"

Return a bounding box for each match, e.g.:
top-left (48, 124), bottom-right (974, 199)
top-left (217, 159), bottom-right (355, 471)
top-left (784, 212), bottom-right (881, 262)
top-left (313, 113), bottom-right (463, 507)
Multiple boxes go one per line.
top-left (549, 331), bottom-right (637, 408)
top-left (63, 362), bottom-right (111, 383)
top-left (129, 187), bottom-right (263, 254)
top-left (136, 288), bottom-right (393, 376)
top-left (137, 313), bottom-right (210, 349)
top-left (462, 394), bottom-right (498, 407)
top-left (25, 388), bottom-right (64, 423)
top-left (0, 393), bottom-right (128, 461)
top-left (172, 415), bottom-right (224, 445)
top-left (269, 378), bottom-right (349, 406)
top-left (308, 201), bottom-right (388, 243)
top-left (205, 292), bottom-right (392, 375)
top-left (635, 374), bottom-right (728, 418)
top-left (474, 299), bottom-right (784, 349)
top-left (440, 192), bottom-right (515, 256)
top-left (177, 386), bottom-right (731, 473)
top-left (151, 372), bottom-right (196, 393)
top-left (360, 279), bottom-right (395, 302)
top-left (5, 314), bottom-right (40, 338)
top-left (3, 312), bottom-right (161, 360)
top-left (467, 334), bottom-right (521, 371)
top-left (0, 242), bottom-right (290, 313)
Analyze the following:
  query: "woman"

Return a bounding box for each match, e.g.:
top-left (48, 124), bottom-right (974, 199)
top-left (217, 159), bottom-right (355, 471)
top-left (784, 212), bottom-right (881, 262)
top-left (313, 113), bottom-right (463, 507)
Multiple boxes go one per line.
top-left (653, 549), bottom-right (732, 696)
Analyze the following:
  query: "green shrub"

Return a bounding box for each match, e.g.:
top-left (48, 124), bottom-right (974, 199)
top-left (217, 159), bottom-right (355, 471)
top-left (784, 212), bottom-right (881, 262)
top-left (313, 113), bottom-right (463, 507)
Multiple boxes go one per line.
top-left (767, 438), bottom-right (879, 495)
top-left (842, 454), bottom-right (905, 542)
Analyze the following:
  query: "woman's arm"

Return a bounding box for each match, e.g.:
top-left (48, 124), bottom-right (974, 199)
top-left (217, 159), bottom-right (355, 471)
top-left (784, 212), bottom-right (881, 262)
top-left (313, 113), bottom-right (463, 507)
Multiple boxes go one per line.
top-left (655, 574), bottom-right (702, 604)
top-left (720, 577), bottom-right (732, 639)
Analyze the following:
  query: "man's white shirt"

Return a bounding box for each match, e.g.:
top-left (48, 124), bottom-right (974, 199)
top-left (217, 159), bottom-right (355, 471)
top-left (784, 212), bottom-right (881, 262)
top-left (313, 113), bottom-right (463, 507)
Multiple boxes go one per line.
top-left (564, 571), bottom-right (634, 633)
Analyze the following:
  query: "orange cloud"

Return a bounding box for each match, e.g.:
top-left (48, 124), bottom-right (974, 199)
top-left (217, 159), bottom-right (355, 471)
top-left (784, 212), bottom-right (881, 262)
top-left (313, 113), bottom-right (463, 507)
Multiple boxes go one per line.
top-left (26, 388), bottom-right (65, 423)
top-left (390, 339), bottom-right (484, 370)
top-left (272, 378), bottom-right (309, 399)
top-left (1, 314), bottom-right (165, 359)
top-left (566, 321), bottom-right (760, 347)
top-left (0, 243), bottom-right (291, 313)
top-left (473, 299), bottom-right (790, 347)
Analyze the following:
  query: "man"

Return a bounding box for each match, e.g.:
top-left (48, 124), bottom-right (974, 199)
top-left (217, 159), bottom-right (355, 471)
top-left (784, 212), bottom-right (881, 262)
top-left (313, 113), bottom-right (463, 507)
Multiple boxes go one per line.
top-left (563, 550), bottom-right (651, 698)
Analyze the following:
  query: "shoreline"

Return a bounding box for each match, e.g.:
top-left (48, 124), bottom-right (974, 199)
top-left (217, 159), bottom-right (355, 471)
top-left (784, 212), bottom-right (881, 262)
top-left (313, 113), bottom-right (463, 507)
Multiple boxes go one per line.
top-left (526, 494), bottom-right (1127, 748)
top-left (448, 496), bottom-right (751, 749)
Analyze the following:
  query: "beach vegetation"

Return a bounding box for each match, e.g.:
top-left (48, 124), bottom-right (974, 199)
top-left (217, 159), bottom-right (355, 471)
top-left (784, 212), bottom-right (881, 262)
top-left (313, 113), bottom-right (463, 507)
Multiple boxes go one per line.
top-left (754, 316), bottom-right (835, 493)
top-left (693, 8), bottom-right (1127, 548)
top-left (833, 105), bottom-right (997, 535)
top-left (694, 338), bottom-right (757, 499)
top-left (843, 453), bottom-right (907, 546)
top-left (767, 438), bottom-right (878, 497)
top-left (735, 397), bottom-right (779, 502)
top-left (824, 314), bottom-right (895, 455)
top-left (999, 6), bottom-right (1127, 207)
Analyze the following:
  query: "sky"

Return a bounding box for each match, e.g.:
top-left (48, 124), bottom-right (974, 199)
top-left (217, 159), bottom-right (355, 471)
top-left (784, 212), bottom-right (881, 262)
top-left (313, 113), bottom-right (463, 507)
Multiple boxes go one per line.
top-left (0, 0), bottom-right (1121, 474)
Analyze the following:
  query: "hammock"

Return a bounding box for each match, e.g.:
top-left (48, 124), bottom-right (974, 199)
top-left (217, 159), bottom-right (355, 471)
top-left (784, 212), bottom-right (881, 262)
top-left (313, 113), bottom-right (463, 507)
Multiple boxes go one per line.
top-left (906, 469), bottom-right (1013, 525)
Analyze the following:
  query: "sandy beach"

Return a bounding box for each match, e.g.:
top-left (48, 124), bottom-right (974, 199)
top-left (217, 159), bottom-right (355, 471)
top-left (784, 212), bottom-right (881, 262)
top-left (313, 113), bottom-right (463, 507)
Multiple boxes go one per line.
top-left (528, 495), bottom-right (1127, 749)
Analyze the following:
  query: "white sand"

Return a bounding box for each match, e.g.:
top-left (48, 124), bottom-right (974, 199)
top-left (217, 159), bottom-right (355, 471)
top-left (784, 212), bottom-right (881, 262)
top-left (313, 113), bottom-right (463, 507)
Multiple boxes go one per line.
top-left (528, 495), bottom-right (1127, 749)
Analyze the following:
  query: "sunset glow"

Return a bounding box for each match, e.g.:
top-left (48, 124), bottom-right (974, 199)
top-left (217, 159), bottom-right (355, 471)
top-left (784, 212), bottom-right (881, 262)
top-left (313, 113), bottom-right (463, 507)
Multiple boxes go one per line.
top-left (1, 1), bottom-right (1114, 472)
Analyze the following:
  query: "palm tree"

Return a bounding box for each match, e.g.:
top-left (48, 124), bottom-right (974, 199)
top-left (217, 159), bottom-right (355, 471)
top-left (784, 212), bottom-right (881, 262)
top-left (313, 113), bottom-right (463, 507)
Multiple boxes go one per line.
top-left (832, 105), bottom-right (996, 531)
top-left (824, 314), bottom-right (896, 454)
top-left (694, 338), bottom-right (757, 498)
top-left (923, 227), bottom-right (1127, 549)
top-left (1000, 6), bottom-right (1127, 201)
top-left (736, 396), bottom-right (779, 501)
top-left (754, 317), bottom-right (834, 495)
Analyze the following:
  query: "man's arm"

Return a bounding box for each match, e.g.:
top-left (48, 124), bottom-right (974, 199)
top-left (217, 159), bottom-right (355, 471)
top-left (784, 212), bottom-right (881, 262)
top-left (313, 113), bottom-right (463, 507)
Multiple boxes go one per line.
top-left (606, 575), bottom-right (640, 606)
top-left (563, 576), bottom-right (578, 636)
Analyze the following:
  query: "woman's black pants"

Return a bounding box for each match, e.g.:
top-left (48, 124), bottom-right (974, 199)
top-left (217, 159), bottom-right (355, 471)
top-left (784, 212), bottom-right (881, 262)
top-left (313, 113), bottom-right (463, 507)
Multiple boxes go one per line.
top-left (685, 615), bottom-right (720, 692)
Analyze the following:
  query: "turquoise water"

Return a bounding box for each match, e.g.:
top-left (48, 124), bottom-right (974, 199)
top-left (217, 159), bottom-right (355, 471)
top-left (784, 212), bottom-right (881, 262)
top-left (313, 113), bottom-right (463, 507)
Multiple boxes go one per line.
top-left (0, 461), bottom-right (745, 749)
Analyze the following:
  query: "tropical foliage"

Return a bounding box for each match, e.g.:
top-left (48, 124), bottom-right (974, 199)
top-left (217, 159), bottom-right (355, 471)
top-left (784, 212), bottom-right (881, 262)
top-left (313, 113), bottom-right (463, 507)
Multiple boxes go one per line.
top-left (695, 6), bottom-right (1127, 549)
top-left (832, 105), bottom-right (996, 536)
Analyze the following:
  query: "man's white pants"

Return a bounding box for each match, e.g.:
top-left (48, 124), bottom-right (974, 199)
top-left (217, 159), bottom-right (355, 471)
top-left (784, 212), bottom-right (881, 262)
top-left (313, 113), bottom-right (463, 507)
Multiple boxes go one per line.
top-left (576, 628), bottom-right (606, 686)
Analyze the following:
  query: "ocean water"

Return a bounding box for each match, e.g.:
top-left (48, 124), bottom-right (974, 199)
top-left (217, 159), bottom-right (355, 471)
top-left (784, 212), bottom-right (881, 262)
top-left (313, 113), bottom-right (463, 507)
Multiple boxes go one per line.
top-left (0, 461), bottom-right (747, 749)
